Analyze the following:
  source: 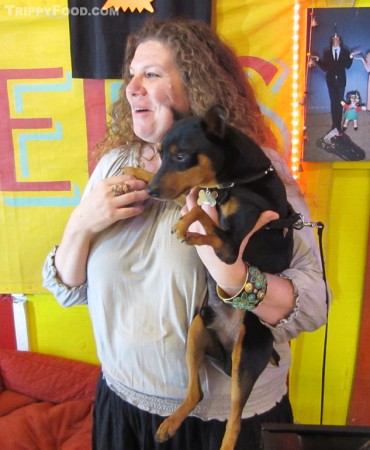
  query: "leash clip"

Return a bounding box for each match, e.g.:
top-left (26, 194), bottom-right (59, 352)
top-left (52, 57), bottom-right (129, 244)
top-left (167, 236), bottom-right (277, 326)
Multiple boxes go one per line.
top-left (293, 214), bottom-right (324, 230)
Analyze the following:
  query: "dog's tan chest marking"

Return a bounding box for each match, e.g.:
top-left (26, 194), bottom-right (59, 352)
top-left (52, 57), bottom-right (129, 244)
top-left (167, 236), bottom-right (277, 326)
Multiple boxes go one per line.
top-left (220, 197), bottom-right (239, 219)
top-left (196, 154), bottom-right (218, 187)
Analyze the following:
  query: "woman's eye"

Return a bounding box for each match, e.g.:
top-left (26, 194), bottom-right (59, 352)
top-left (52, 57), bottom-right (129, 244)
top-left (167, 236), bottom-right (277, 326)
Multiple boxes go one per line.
top-left (146, 72), bottom-right (159, 78)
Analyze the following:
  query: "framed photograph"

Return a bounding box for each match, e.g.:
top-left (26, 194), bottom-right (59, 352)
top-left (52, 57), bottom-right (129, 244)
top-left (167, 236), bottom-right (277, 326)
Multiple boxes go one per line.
top-left (303, 8), bottom-right (370, 161)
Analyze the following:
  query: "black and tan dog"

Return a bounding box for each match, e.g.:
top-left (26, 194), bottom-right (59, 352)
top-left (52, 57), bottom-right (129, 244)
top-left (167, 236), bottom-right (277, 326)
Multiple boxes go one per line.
top-left (124, 105), bottom-right (299, 450)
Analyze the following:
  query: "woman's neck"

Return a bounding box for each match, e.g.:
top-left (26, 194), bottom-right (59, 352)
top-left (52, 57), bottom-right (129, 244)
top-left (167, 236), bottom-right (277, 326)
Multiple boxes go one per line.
top-left (139, 144), bottom-right (161, 173)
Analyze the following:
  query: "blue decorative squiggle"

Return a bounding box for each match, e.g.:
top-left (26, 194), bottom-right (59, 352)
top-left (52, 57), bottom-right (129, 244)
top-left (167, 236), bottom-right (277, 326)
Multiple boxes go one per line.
top-left (259, 104), bottom-right (290, 158)
top-left (270, 59), bottom-right (290, 94)
top-left (2, 184), bottom-right (81, 207)
top-left (19, 122), bottom-right (63, 177)
top-left (109, 81), bottom-right (121, 103)
top-left (13, 72), bottom-right (72, 113)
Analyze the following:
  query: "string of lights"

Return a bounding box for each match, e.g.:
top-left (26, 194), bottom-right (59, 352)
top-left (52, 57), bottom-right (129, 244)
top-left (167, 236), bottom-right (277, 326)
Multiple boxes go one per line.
top-left (291, 1), bottom-right (301, 179)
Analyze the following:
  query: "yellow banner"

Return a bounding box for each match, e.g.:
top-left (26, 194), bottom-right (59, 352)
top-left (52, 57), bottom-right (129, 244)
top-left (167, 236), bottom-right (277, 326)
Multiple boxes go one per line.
top-left (217, 0), bottom-right (301, 157)
top-left (0, 0), bottom-right (301, 292)
top-left (0, 1), bottom-right (121, 292)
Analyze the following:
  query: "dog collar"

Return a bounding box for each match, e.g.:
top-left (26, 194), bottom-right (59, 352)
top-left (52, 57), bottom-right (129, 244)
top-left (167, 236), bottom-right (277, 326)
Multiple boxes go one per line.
top-left (216, 181), bottom-right (235, 189)
top-left (197, 164), bottom-right (274, 207)
top-left (240, 164), bottom-right (274, 184)
top-left (216, 164), bottom-right (274, 187)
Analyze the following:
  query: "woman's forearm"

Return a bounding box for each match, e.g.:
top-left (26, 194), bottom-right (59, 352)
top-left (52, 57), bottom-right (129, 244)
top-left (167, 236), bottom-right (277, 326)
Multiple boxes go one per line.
top-left (195, 241), bottom-right (296, 326)
top-left (211, 258), bottom-right (295, 326)
top-left (54, 208), bottom-right (94, 287)
top-left (252, 274), bottom-right (295, 325)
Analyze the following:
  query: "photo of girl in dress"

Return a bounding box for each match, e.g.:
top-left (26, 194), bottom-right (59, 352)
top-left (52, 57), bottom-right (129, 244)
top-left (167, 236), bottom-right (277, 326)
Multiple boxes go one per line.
top-left (341, 90), bottom-right (367, 131)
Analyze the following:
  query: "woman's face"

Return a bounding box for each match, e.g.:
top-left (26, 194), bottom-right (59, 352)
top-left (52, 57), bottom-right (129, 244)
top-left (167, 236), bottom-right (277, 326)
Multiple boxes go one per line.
top-left (126, 40), bottom-right (190, 144)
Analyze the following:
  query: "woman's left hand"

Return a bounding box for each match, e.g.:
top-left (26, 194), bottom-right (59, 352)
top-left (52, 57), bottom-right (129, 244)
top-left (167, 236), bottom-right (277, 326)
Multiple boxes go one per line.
top-left (183, 187), bottom-right (279, 296)
top-left (184, 188), bottom-right (296, 325)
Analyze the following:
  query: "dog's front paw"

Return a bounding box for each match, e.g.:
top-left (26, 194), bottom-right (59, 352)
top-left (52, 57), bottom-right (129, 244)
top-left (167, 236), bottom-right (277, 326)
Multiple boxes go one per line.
top-left (172, 218), bottom-right (187, 241)
top-left (155, 418), bottom-right (181, 443)
top-left (122, 167), bottom-right (153, 183)
top-left (121, 167), bottom-right (138, 176)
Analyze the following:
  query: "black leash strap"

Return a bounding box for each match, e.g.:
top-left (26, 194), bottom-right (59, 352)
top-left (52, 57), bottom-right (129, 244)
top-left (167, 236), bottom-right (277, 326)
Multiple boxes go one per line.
top-left (316, 222), bottom-right (330, 426)
top-left (265, 205), bottom-right (303, 230)
top-left (291, 219), bottom-right (329, 425)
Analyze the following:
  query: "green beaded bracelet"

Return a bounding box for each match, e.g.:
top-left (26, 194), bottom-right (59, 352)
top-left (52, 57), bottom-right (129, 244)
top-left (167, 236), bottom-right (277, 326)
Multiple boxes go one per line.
top-left (216, 265), bottom-right (268, 311)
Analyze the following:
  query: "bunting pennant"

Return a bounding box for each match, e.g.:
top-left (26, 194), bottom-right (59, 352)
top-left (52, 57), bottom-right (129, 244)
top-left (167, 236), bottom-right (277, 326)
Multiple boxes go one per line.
top-left (102, 0), bottom-right (155, 13)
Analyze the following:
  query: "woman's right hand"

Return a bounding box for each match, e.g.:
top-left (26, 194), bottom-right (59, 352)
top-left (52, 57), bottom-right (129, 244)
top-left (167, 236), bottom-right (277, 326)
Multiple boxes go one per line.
top-left (72, 174), bottom-right (151, 235)
top-left (54, 174), bottom-right (150, 287)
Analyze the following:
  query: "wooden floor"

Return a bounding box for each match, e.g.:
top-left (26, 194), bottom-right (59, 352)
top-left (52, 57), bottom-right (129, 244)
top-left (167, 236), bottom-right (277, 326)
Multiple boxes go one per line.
top-left (303, 111), bottom-right (370, 162)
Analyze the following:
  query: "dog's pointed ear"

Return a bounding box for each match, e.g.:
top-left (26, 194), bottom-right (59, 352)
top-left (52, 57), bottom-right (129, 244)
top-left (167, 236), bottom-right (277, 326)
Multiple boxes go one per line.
top-left (201, 104), bottom-right (227, 138)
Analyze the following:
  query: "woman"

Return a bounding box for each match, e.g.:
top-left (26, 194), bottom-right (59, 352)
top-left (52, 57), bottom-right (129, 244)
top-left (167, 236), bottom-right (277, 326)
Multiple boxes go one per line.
top-left (43, 18), bottom-right (328, 450)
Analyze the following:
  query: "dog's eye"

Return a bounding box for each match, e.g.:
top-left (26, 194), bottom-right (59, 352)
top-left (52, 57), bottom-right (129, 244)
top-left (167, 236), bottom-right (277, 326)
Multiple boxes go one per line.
top-left (174, 152), bottom-right (189, 162)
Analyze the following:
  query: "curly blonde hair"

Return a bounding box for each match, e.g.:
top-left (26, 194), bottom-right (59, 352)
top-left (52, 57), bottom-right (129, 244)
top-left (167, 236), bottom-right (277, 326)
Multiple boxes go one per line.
top-left (97, 18), bottom-right (272, 156)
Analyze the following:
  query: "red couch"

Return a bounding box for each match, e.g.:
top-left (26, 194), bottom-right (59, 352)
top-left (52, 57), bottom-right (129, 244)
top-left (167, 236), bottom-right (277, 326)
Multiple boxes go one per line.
top-left (0, 349), bottom-right (100, 450)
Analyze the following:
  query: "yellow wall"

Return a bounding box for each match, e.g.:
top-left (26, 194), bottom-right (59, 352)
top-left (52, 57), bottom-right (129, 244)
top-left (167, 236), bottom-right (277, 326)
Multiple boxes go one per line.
top-left (27, 294), bottom-right (98, 364)
top-left (290, 162), bottom-right (370, 424)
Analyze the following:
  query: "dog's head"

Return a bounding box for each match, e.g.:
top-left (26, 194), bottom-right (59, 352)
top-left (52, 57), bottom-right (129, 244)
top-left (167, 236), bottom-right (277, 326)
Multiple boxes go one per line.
top-left (148, 105), bottom-right (228, 199)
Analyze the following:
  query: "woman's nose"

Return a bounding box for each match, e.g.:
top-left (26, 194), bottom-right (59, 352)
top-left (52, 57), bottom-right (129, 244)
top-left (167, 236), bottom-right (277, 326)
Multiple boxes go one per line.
top-left (126, 76), bottom-right (146, 96)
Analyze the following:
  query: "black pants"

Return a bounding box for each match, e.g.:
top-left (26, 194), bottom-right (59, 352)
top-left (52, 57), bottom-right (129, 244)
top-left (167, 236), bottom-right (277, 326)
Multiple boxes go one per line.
top-left (327, 79), bottom-right (346, 131)
top-left (92, 374), bottom-right (293, 450)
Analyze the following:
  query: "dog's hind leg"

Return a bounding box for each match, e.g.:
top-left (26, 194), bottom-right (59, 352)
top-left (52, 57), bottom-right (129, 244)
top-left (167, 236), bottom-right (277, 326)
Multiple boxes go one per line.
top-left (220, 325), bottom-right (253, 450)
top-left (155, 314), bottom-right (213, 443)
top-left (220, 314), bottom-right (275, 450)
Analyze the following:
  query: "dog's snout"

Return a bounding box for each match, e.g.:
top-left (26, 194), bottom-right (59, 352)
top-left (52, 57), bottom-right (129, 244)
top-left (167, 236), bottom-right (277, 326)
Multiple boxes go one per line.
top-left (147, 186), bottom-right (160, 198)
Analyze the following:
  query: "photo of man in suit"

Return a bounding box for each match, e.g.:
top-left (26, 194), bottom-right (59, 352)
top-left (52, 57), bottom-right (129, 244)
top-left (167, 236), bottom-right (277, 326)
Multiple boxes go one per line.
top-left (312, 33), bottom-right (358, 131)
